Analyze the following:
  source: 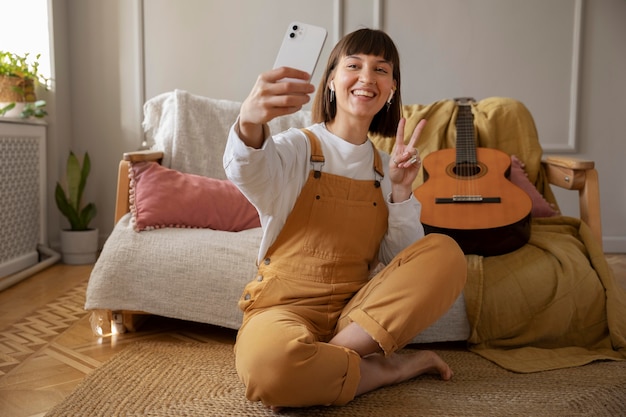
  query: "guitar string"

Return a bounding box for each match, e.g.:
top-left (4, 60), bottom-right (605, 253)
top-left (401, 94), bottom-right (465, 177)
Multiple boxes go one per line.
top-left (457, 103), bottom-right (476, 200)
top-left (467, 105), bottom-right (476, 199)
top-left (457, 105), bottom-right (468, 197)
top-left (456, 104), bottom-right (463, 199)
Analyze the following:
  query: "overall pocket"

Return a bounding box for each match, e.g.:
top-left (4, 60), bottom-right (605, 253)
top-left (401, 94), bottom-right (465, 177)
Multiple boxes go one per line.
top-left (303, 195), bottom-right (382, 262)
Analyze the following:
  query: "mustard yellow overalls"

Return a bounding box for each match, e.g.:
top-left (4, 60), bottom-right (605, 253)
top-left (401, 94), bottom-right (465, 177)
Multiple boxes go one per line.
top-left (235, 129), bottom-right (466, 407)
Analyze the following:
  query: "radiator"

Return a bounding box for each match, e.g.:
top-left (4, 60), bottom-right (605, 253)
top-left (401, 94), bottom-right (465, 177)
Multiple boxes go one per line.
top-left (0, 120), bottom-right (48, 282)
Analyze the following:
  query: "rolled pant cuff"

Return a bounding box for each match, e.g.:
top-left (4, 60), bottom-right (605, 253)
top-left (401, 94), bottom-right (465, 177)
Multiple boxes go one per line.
top-left (349, 308), bottom-right (398, 356)
top-left (332, 346), bottom-right (362, 405)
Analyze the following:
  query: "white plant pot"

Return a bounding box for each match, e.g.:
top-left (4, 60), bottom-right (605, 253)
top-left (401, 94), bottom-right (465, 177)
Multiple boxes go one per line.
top-left (60, 228), bottom-right (99, 265)
top-left (0, 102), bottom-right (26, 118)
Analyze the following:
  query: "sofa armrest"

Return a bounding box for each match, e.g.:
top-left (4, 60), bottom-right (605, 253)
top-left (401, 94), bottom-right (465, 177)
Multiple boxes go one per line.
top-left (541, 156), bottom-right (602, 248)
top-left (114, 150), bottom-right (164, 224)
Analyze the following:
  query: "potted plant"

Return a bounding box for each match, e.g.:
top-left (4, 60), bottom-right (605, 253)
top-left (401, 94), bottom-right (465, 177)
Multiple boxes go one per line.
top-left (55, 151), bottom-right (98, 264)
top-left (0, 50), bottom-right (49, 118)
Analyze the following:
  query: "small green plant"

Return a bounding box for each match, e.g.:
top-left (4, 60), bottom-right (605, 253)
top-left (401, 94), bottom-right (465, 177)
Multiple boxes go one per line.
top-left (0, 51), bottom-right (50, 118)
top-left (55, 152), bottom-right (97, 231)
top-left (0, 51), bottom-right (49, 85)
top-left (0, 100), bottom-right (48, 118)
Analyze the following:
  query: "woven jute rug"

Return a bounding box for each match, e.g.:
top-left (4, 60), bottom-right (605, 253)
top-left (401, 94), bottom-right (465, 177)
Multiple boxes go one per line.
top-left (46, 341), bottom-right (626, 417)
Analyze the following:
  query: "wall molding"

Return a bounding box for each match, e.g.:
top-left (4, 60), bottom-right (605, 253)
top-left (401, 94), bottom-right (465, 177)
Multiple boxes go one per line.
top-left (562, 0), bottom-right (584, 153)
top-left (333, 0), bottom-right (344, 43)
top-left (335, 0), bottom-right (384, 36)
top-left (529, 0), bottom-right (583, 153)
top-left (136, 0), bottom-right (147, 147)
top-left (373, 0), bottom-right (383, 29)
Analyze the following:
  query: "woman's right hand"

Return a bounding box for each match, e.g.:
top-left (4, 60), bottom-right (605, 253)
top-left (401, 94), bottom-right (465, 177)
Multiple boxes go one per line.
top-left (238, 67), bottom-right (315, 148)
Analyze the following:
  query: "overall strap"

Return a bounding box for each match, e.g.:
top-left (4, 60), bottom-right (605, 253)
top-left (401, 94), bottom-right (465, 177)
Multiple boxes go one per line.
top-left (301, 128), bottom-right (384, 186)
top-left (301, 128), bottom-right (325, 178)
top-left (370, 142), bottom-right (384, 187)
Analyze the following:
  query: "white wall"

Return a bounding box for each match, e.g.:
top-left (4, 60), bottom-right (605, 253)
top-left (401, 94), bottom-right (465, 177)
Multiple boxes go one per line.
top-left (142, 0), bottom-right (336, 102)
top-left (48, 0), bottom-right (144, 243)
top-left (49, 0), bottom-right (626, 252)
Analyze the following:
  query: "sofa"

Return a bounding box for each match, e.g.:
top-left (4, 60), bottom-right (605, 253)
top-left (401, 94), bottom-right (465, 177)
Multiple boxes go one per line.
top-left (86, 90), bottom-right (626, 372)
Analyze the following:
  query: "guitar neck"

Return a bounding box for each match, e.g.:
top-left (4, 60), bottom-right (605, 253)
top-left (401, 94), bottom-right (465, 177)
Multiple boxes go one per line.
top-left (455, 99), bottom-right (477, 166)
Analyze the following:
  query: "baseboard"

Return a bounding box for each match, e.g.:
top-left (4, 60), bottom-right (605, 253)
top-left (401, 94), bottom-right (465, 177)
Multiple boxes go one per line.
top-left (0, 245), bottom-right (61, 291)
top-left (603, 236), bottom-right (626, 254)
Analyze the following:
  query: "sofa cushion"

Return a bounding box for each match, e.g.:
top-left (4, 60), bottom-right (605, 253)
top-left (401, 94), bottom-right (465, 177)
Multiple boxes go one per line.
top-left (129, 161), bottom-right (260, 232)
top-left (85, 214), bottom-right (263, 330)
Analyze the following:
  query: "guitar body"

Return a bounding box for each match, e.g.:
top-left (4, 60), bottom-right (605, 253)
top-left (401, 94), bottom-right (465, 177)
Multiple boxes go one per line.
top-left (414, 147), bottom-right (532, 256)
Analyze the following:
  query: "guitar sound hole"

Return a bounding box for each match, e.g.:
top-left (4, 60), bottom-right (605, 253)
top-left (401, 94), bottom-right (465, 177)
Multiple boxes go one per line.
top-left (453, 163), bottom-right (481, 177)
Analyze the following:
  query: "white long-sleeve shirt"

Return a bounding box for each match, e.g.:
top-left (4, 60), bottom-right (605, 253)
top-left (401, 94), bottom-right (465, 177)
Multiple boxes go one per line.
top-left (223, 122), bottom-right (424, 265)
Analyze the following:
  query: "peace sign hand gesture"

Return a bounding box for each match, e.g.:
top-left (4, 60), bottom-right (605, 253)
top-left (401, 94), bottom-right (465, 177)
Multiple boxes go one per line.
top-left (388, 118), bottom-right (426, 202)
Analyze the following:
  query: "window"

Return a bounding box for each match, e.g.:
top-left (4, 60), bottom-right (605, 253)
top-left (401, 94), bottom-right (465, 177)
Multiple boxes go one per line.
top-left (0, 0), bottom-right (51, 81)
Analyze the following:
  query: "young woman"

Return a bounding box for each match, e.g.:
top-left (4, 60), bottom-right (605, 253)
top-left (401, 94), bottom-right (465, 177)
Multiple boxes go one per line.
top-left (223, 28), bottom-right (467, 410)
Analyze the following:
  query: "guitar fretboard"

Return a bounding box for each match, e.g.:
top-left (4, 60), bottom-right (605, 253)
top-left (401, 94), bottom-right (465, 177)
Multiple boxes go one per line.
top-left (455, 101), bottom-right (478, 170)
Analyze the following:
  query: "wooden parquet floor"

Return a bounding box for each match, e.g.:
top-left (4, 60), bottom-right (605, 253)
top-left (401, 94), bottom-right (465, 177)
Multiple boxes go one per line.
top-left (0, 255), bottom-right (625, 417)
top-left (0, 282), bottom-right (88, 377)
top-left (0, 264), bottom-right (236, 417)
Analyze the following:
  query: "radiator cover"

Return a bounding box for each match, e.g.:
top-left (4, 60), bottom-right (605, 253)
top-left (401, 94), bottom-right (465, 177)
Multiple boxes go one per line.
top-left (0, 120), bottom-right (47, 278)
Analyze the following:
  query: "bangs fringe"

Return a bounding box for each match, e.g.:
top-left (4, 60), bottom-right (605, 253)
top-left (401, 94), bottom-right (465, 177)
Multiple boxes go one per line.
top-left (343, 30), bottom-right (398, 63)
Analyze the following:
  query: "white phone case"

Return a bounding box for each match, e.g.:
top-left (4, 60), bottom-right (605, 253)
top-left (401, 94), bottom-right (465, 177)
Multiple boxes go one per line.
top-left (273, 22), bottom-right (327, 82)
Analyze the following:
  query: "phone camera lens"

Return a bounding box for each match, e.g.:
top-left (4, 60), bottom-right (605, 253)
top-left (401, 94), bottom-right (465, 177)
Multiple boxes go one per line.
top-left (289, 32), bottom-right (296, 38)
top-left (292, 25), bottom-right (298, 31)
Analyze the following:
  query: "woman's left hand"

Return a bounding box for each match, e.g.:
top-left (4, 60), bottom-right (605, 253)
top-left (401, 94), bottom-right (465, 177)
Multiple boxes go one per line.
top-left (389, 118), bottom-right (426, 200)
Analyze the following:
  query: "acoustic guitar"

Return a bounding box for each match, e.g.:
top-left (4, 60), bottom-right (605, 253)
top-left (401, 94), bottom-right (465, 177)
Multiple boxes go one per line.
top-left (413, 98), bottom-right (532, 256)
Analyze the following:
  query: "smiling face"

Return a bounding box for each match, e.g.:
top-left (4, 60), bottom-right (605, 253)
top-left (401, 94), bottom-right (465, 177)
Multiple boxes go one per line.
top-left (312, 28), bottom-right (403, 137)
top-left (331, 54), bottom-right (396, 122)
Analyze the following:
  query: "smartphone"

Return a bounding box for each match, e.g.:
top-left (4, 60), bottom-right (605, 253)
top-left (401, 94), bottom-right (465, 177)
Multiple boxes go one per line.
top-left (273, 22), bottom-right (327, 82)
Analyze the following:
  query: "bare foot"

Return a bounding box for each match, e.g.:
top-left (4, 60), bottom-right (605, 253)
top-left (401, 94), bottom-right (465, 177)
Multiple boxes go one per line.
top-left (389, 349), bottom-right (454, 382)
top-left (265, 405), bottom-right (283, 413)
top-left (262, 350), bottom-right (451, 409)
top-left (356, 349), bottom-right (453, 396)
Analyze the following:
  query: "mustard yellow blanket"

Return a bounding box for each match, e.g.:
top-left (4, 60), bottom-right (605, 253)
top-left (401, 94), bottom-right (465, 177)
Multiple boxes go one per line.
top-left (372, 97), bottom-right (626, 372)
top-left (466, 217), bottom-right (626, 372)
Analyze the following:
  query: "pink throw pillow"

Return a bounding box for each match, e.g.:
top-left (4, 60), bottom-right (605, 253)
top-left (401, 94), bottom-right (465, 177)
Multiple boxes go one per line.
top-left (509, 155), bottom-right (559, 218)
top-left (129, 161), bottom-right (260, 232)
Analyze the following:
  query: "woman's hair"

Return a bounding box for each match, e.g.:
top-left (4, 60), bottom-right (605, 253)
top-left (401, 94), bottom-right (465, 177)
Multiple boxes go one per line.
top-left (312, 28), bottom-right (402, 137)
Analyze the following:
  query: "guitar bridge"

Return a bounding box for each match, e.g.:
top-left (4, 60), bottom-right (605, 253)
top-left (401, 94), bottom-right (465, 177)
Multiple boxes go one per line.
top-left (436, 195), bottom-right (501, 204)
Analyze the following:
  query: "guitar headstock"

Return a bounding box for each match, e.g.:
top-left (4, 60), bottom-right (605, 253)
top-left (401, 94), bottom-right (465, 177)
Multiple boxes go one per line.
top-left (454, 97), bottom-right (476, 106)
